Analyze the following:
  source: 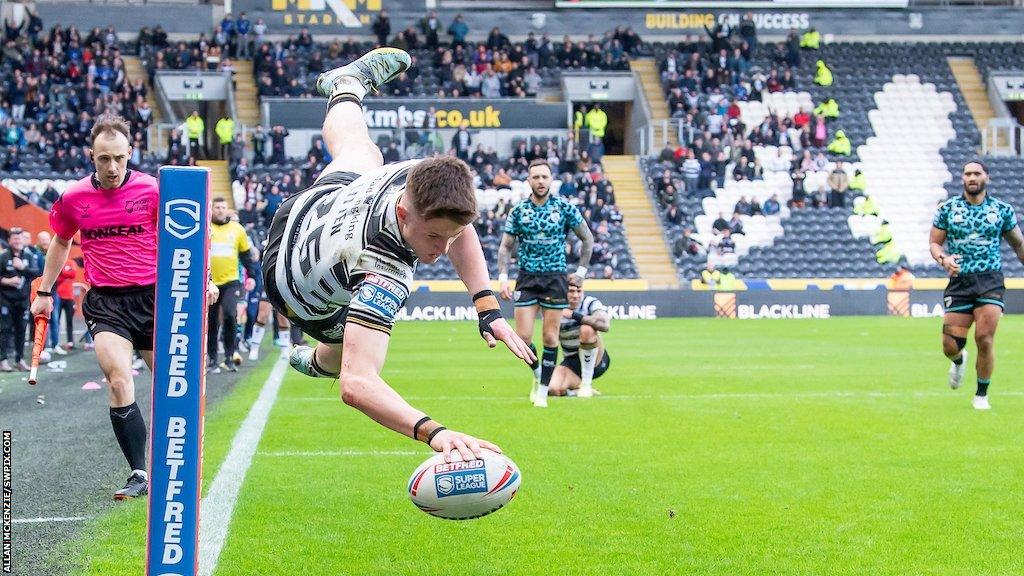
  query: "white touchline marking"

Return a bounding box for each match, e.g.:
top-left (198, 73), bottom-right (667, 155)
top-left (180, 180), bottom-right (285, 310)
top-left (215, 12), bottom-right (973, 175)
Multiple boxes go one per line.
top-left (12, 516), bottom-right (92, 524)
top-left (258, 450), bottom-right (424, 457)
top-left (198, 357), bottom-right (288, 576)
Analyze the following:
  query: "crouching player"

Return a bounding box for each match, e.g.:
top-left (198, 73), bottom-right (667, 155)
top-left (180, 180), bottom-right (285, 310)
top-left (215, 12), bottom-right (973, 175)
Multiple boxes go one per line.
top-left (549, 276), bottom-right (610, 398)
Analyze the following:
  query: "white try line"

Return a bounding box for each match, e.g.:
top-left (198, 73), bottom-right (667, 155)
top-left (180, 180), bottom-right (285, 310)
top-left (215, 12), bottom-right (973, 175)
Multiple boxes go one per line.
top-left (198, 356), bottom-right (288, 576)
top-left (280, 390), bottom-right (1024, 403)
top-left (258, 450), bottom-right (424, 457)
top-left (12, 516), bottom-right (92, 524)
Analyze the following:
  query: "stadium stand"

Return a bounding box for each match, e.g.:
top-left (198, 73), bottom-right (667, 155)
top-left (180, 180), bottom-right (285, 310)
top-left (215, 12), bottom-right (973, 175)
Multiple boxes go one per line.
top-left (231, 137), bottom-right (639, 280)
top-left (644, 39), bottom-right (1024, 281)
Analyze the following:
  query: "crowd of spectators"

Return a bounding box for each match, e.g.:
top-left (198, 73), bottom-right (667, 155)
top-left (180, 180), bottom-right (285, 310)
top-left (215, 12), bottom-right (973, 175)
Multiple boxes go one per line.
top-left (136, 12), bottom-right (639, 101)
top-left (225, 128), bottom-right (634, 279)
top-left (642, 16), bottom-right (857, 265)
top-left (1, 16), bottom-right (157, 186)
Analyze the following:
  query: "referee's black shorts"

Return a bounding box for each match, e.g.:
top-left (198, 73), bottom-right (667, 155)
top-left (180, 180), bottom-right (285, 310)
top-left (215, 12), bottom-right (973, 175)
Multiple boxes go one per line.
top-left (263, 170), bottom-right (361, 343)
top-left (82, 284), bottom-right (156, 351)
top-left (515, 271), bottom-right (569, 310)
top-left (944, 271), bottom-right (1005, 313)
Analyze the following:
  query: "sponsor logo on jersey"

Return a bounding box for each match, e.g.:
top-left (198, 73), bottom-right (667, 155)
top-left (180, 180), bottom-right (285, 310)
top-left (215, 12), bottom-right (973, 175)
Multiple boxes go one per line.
top-left (986, 212), bottom-right (999, 224)
top-left (355, 273), bottom-right (405, 319)
top-left (81, 224), bottom-right (147, 239)
top-left (124, 199), bottom-right (151, 214)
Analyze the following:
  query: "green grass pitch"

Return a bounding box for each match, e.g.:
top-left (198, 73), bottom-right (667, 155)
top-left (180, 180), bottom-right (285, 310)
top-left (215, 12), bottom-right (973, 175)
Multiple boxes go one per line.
top-left (62, 317), bottom-right (1024, 575)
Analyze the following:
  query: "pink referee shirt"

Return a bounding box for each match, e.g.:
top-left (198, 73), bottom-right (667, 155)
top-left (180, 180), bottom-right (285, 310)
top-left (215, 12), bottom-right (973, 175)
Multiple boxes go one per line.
top-left (49, 170), bottom-right (160, 288)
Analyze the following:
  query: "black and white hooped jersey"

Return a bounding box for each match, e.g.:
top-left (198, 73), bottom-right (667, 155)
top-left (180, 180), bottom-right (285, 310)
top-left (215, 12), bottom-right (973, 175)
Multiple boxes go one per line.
top-left (273, 160), bottom-right (422, 334)
top-left (559, 295), bottom-right (607, 356)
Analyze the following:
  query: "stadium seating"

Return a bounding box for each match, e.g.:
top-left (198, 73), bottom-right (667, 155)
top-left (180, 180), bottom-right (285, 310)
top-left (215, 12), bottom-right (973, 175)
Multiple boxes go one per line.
top-left (648, 41), bottom-right (1024, 280)
top-left (237, 146), bottom-right (639, 281)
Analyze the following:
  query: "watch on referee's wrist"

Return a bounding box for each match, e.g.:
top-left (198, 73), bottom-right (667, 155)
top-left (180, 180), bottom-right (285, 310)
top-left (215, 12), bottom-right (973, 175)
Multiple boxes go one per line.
top-left (36, 289), bottom-right (52, 297)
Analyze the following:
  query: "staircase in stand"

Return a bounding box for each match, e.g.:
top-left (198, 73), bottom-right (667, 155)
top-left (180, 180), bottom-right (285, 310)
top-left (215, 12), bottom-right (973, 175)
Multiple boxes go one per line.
top-left (602, 155), bottom-right (679, 289)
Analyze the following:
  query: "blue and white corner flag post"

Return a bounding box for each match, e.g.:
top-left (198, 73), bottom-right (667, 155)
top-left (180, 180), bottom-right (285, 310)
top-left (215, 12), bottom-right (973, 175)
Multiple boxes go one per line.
top-left (148, 167), bottom-right (211, 576)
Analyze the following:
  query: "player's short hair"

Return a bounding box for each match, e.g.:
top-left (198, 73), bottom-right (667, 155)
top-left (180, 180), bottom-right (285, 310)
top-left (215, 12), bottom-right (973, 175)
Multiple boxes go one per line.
top-left (406, 156), bottom-right (477, 225)
top-left (568, 275), bottom-right (584, 288)
top-left (528, 158), bottom-right (551, 173)
top-left (90, 113), bottom-right (132, 145)
top-left (212, 197), bottom-right (227, 204)
top-left (963, 159), bottom-right (988, 174)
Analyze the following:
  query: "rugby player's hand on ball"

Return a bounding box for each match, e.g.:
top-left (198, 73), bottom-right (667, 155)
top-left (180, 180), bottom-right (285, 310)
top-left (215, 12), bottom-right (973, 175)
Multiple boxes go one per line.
top-left (428, 428), bottom-right (502, 463)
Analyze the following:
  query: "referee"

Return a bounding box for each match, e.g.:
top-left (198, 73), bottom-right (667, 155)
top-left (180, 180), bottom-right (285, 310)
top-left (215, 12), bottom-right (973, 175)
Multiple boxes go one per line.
top-left (207, 198), bottom-right (258, 373)
top-left (929, 160), bottom-right (1024, 410)
top-left (31, 114), bottom-right (218, 499)
top-left (498, 159), bottom-right (594, 408)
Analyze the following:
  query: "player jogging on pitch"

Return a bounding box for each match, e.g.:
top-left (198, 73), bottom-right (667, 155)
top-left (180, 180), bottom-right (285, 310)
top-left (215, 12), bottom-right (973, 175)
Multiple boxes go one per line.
top-left (30, 114), bottom-right (217, 499)
top-left (548, 275), bottom-right (610, 398)
top-left (929, 160), bottom-right (1024, 410)
top-left (263, 47), bottom-right (535, 462)
top-left (207, 197), bottom-right (259, 373)
top-left (498, 159), bottom-right (594, 408)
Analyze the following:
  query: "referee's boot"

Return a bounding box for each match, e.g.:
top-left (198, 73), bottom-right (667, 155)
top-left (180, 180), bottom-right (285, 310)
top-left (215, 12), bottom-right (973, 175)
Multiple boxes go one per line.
top-left (114, 471), bottom-right (149, 501)
top-left (315, 47), bottom-right (411, 98)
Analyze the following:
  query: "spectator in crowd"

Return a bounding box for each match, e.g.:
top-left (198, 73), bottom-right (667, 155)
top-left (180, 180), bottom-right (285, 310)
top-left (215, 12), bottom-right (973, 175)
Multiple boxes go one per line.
top-left (0, 228), bottom-right (41, 372)
top-left (763, 194), bottom-right (781, 216)
top-left (853, 194), bottom-right (880, 217)
top-left (712, 212), bottom-right (730, 235)
top-left (215, 113), bottom-right (235, 159)
top-left (827, 129), bottom-right (851, 156)
top-left (814, 59), bottom-right (833, 86)
top-left (448, 14), bottom-right (469, 48)
top-left (419, 10), bottom-right (441, 49)
top-left (850, 168), bottom-right (867, 194)
top-left (827, 161), bottom-right (850, 207)
top-left (451, 122), bottom-right (472, 161)
top-left (269, 125), bottom-right (288, 164)
top-left (251, 124), bottom-right (267, 164)
top-left (185, 110), bottom-right (206, 159)
top-left (814, 97), bottom-right (839, 120)
top-left (372, 10), bottom-right (391, 47)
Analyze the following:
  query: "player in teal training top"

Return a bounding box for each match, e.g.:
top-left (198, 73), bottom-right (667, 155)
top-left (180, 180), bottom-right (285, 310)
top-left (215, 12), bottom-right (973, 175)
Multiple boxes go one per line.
top-left (929, 160), bottom-right (1024, 410)
top-left (498, 158), bottom-right (594, 408)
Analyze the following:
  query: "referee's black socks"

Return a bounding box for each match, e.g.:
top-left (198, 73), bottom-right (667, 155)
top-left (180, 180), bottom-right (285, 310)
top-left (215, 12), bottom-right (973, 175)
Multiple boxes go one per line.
top-left (110, 403), bottom-right (148, 474)
top-left (541, 346), bottom-right (558, 386)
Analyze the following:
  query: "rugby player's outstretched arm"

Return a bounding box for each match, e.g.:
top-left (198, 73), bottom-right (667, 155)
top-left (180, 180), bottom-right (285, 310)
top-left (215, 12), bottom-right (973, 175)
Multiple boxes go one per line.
top-left (448, 224), bottom-right (490, 294)
top-left (1003, 226), bottom-right (1024, 264)
top-left (340, 322), bottom-right (503, 462)
top-left (448, 226), bottom-right (536, 364)
top-left (30, 235), bottom-right (72, 317)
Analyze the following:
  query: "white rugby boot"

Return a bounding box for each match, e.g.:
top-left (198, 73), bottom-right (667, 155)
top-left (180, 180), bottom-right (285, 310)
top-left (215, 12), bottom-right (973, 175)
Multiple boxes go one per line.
top-left (315, 47), bottom-right (411, 98)
top-left (948, 349), bottom-right (967, 390)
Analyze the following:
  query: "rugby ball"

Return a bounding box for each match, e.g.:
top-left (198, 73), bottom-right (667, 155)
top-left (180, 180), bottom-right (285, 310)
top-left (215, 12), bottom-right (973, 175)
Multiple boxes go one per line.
top-left (407, 450), bottom-right (521, 520)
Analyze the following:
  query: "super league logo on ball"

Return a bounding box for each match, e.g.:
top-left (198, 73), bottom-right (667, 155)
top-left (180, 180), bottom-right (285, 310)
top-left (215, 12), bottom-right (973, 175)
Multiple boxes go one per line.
top-left (164, 199), bottom-right (201, 240)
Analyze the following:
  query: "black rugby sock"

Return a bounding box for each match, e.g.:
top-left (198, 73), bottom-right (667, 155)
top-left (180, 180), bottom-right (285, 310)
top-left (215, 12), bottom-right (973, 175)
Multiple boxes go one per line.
top-left (976, 378), bottom-right (991, 397)
top-left (110, 402), bottom-right (148, 473)
top-left (541, 346), bottom-right (558, 386)
top-left (528, 343), bottom-right (540, 371)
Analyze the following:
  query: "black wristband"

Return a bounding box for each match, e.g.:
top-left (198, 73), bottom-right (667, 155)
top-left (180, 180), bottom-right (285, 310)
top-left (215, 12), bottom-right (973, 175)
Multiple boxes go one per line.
top-left (426, 426), bottom-right (447, 445)
top-left (572, 311), bottom-right (585, 323)
top-left (36, 290), bottom-right (52, 297)
top-left (472, 289), bottom-right (494, 301)
top-left (413, 416), bottom-right (431, 441)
